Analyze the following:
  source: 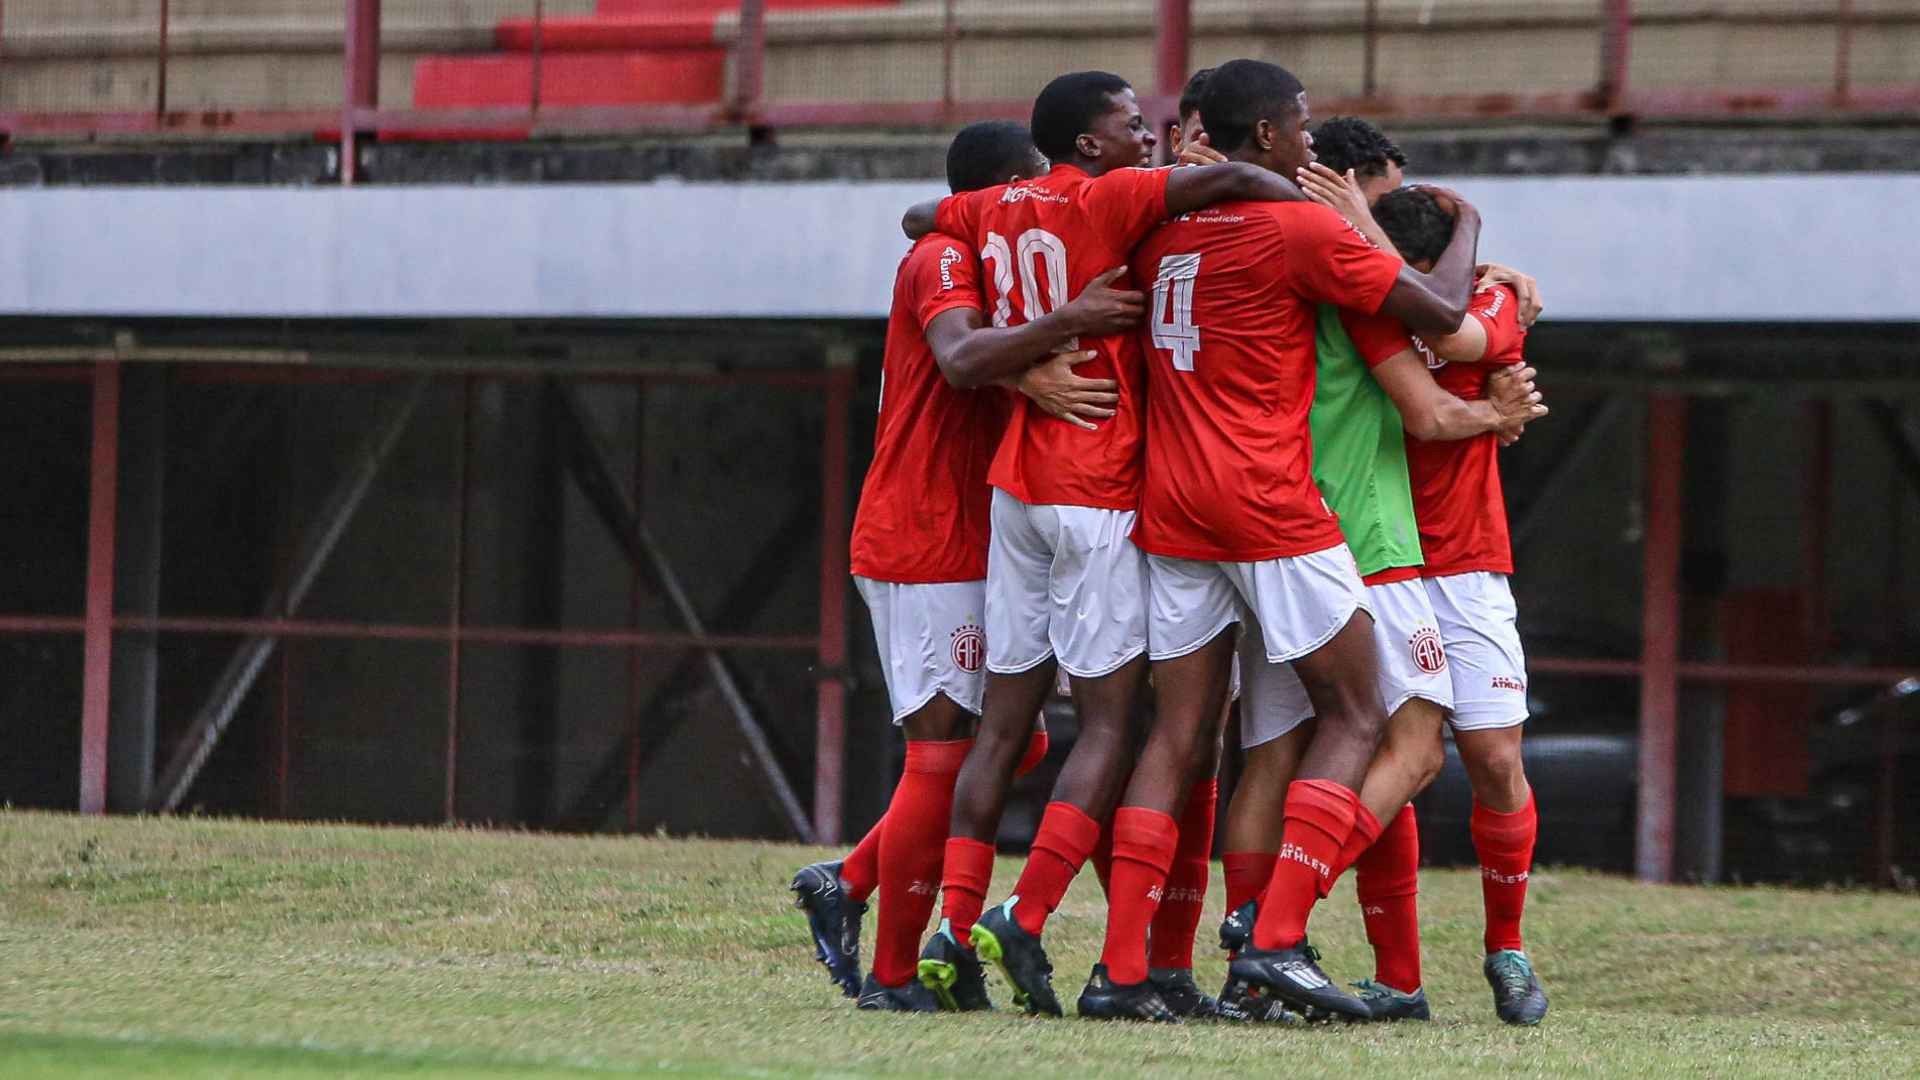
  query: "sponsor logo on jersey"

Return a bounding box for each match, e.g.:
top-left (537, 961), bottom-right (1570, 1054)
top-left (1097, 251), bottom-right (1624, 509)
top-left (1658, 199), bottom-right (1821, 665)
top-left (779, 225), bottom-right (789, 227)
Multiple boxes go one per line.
top-left (1410, 333), bottom-right (1444, 370)
top-left (1481, 287), bottom-right (1508, 321)
top-left (951, 623), bottom-right (985, 673)
top-left (1410, 625), bottom-right (1448, 675)
top-left (1490, 675), bottom-right (1527, 692)
top-left (999, 186), bottom-right (1070, 205)
top-left (939, 245), bottom-right (963, 290)
top-left (1482, 865), bottom-right (1530, 886)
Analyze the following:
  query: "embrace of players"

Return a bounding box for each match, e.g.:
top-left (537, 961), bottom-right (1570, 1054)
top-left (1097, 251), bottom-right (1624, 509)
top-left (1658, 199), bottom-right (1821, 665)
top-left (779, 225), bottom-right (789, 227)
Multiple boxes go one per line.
top-left (791, 58), bottom-right (1552, 1027)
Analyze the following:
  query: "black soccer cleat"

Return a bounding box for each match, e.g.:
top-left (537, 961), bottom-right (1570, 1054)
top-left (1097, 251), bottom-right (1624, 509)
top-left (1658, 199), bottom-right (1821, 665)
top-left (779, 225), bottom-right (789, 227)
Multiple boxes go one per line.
top-left (1217, 899), bottom-right (1256, 954)
top-left (1148, 968), bottom-right (1219, 1019)
top-left (1354, 979), bottom-right (1432, 1022)
top-left (916, 920), bottom-right (994, 1012)
top-left (970, 896), bottom-right (1063, 1017)
top-left (1227, 938), bottom-right (1372, 1021)
top-left (1075, 964), bottom-right (1181, 1022)
top-left (1484, 950), bottom-right (1549, 1026)
top-left (857, 973), bottom-right (938, 1012)
top-left (1215, 975), bottom-right (1307, 1024)
top-left (790, 859), bottom-right (866, 998)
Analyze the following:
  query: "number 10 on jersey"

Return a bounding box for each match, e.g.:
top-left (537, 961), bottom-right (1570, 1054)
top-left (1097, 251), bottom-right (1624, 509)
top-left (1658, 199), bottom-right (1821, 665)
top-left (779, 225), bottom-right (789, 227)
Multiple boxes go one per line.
top-left (1152, 253), bottom-right (1202, 372)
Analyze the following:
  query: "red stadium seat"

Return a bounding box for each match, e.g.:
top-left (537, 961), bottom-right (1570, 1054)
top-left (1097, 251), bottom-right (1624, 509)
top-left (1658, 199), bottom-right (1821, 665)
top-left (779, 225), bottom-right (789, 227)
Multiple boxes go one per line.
top-left (494, 15), bottom-right (717, 52)
top-left (413, 51), bottom-right (727, 108)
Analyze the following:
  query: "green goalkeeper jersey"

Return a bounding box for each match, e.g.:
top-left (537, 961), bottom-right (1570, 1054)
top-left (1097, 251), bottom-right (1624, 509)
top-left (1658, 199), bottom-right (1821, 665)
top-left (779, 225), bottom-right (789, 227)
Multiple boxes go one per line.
top-left (1308, 304), bottom-right (1425, 580)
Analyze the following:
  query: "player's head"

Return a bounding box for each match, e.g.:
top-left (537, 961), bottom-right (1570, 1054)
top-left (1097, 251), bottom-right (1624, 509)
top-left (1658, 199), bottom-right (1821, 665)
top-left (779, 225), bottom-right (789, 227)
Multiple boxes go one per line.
top-left (1198, 59), bottom-right (1313, 176)
top-left (1030, 70), bottom-right (1156, 175)
top-left (945, 120), bottom-right (1047, 194)
top-left (1169, 67), bottom-right (1214, 154)
top-left (1310, 116), bottom-right (1407, 205)
top-left (1373, 188), bottom-right (1453, 272)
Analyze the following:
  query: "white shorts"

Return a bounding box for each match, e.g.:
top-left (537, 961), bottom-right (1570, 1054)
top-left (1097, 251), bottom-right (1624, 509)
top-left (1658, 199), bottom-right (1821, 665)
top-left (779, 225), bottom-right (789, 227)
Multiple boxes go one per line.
top-left (1145, 544), bottom-right (1369, 664)
top-left (1238, 576), bottom-right (1455, 749)
top-left (854, 576), bottom-right (987, 723)
top-left (1425, 571), bottom-right (1529, 731)
top-left (986, 488), bottom-right (1149, 679)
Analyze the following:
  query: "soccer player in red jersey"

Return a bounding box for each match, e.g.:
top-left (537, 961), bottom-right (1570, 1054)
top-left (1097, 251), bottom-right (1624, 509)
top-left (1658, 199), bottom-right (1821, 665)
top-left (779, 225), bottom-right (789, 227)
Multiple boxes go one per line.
top-left (1095, 58), bottom-right (1491, 1022)
top-left (899, 71), bottom-right (1312, 1017)
top-left (790, 121), bottom-right (1149, 1010)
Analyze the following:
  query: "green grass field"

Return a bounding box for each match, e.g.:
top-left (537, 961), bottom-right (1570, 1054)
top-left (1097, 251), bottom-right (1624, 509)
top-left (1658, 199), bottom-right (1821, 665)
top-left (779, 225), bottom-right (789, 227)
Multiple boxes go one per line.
top-left (1, 809), bottom-right (1915, 1078)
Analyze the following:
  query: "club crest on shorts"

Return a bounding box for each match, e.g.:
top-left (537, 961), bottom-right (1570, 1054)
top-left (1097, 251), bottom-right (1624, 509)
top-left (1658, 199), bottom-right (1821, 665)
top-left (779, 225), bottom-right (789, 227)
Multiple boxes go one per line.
top-left (951, 623), bottom-right (985, 673)
top-left (1410, 625), bottom-right (1447, 675)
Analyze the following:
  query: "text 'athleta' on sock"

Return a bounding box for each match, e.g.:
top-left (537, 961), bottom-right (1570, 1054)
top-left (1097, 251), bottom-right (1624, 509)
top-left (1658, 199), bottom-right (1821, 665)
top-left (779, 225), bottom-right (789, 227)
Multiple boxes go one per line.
top-left (1015, 728), bottom-right (1051, 778)
top-left (1252, 779), bottom-right (1359, 951)
top-left (1098, 807), bottom-right (1180, 985)
top-left (1011, 800), bottom-right (1101, 936)
top-left (1222, 850), bottom-right (1278, 915)
top-left (940, 836), bottom-right (995, 947)
top-left (871, 738), bottom-right (972, 987)
top-left (1330, 801), bottom-right (1384, 889)
top-left (1471, 790), bottom-right (1537, 954)
top-left (1354, 803), bottom-right (1422, 994)
top-left (1147, 778), bottom-right (1218, 971)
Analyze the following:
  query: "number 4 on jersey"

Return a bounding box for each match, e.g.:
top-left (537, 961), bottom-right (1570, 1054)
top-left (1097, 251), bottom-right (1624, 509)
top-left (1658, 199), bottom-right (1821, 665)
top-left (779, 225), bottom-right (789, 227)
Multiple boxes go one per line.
top-left (1152, 253), bottom-right (1202, 371)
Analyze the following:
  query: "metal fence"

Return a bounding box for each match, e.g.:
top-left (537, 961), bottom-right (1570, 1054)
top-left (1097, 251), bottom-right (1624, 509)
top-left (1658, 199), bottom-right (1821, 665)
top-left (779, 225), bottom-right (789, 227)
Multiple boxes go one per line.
top-left (1, 2), bottom-right (1916, 155)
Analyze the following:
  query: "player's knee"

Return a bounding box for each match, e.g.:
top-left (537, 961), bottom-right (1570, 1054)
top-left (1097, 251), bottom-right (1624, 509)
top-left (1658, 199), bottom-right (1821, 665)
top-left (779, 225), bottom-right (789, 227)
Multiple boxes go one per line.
top-left (1465, 734), bottom-right (1526, 791)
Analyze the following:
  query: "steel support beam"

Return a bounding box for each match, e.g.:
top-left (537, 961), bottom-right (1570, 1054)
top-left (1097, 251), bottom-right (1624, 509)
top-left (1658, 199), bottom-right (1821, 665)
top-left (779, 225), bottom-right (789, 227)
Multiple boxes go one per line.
top-left (1154, 0), bottom-right (1191, 101)
top-left (554, 386), bottom-right (814, 841)
top-left (1636, 394), bottom-right (1686, 883)
top-left (108, 366), bottom-right (165, 812)
top-left (149, 379), bottom-right (426, 813)
top-left (79, 361), bottom-right (122, 814)
top-left (341, 0), bottom-right (381, 186)
top-left (814, 353), bottom-right (854, 845)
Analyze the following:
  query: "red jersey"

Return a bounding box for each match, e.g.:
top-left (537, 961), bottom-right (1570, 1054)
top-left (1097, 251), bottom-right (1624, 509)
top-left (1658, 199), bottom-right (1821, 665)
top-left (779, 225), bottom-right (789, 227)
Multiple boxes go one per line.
top-left (849, 233), bottom-right (1010, 583)
top-left (933, 163), bottom-right (1171, 510)
top-left (1404, 284), bottom-right (1528, 577)
top-left (1131, 201), bottom-right (1406, 562)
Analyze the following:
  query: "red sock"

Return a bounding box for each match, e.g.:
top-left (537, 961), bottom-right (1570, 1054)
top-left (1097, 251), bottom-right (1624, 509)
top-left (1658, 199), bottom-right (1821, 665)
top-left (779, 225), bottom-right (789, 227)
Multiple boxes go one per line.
top-left (1097, 807), bottom-right (1179, 985)
top-left (1222, 851), bottom-right (1277, 914)
top-left (1331, 802), bottom-right (1384, 888)
top-left (1251, 779), bottom-right (1359, 950)
top-left (1089, 817), bottom-right (1115, 899)
top-left (840, 819), bottom-right (882, 903)
top-left (1011, 801), bottom-right (1101, 935)
top-left (1472, 790), bottom-right (1537, 954)
top-left (1148, 779), bottom-right (1217, 971)
top-left (1015, 728), bottom-right (1050, 778)
top-left (1354, 804), bottom-right (1422, 993)
top-left (871, 738), bottom-right (971, 986)
top-left (940, 836), bottom-right (995, 948)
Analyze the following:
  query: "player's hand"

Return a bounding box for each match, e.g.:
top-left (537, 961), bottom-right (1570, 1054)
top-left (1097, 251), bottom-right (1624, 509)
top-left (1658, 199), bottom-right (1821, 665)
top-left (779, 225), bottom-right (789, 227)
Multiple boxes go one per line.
top-left (1414, 184), bottom-right (1477, 224)
top-left (1475, 262), bottom-right (1544, 327)
top-left (1018, 351), bottom-right (1119, 431)
top-left (1487, 364), bottom-right (1547, 442)
top-left (1177, 132), bottom-right (1229, 167)
top-left (1296, 162), bottom-right (1393, 251)
top-left (1061, 266), bottom-right (1146, 337)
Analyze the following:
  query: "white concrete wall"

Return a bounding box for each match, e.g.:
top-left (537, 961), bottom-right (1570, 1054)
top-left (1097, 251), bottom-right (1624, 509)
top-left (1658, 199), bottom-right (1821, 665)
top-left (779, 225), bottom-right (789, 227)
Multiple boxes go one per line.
top-left (0, 174), bottom-right (1913, 321)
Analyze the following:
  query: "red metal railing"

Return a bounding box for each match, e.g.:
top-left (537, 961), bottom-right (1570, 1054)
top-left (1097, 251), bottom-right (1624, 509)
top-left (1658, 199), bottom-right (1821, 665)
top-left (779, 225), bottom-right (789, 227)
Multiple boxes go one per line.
top-left (1, 2), bottom-right (1917, 152)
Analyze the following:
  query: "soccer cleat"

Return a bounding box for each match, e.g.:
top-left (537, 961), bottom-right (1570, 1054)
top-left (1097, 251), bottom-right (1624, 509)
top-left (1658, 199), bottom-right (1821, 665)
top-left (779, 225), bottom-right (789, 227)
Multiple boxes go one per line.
top-left (970, 896), bottom-right (1063, 1017)
top-left (1227, 938), bottom-right (1372, 1021)
top-left (857, 973), bottom-right (938, 1012)
top-left (1215, 976), bottom-right (1307, 1024)
top-left (1075, 964), bottom-right (1181, 1023)
top-left (1217, 899), bottom-right (1256, 954)
top-left (1148, 968), bottom-right (1220, 1019)
top-left (916, 920), bottom-right (994, 1012)
top-left (790, 860), bottom-right (866, 998)
top-left (1354, 979), bottom-right (1431, 1022)
top-left (1484, 949), bottom-right (1549, 1025)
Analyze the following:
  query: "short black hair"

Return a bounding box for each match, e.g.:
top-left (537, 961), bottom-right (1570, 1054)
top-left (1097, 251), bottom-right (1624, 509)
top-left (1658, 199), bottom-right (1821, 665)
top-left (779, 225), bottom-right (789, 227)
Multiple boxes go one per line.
top-left (1030, 71), bottom-right (1132, 164)
top-left (946, 120), bottom-right (1039, 194)
top-left (1311, 116), bottom-right (1407, 178)
top-left (1177, 67), bottom-right (1215, 125)
top-left (1198, 59), bottom-right (1306, 155)
top-left (1373, 188), bottom-right (1454, 266)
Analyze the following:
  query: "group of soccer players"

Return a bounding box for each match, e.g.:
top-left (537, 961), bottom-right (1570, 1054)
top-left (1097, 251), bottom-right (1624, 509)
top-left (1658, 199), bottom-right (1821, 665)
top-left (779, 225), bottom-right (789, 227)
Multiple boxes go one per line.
top-left (791, 58), bottom-right (1552, 1027)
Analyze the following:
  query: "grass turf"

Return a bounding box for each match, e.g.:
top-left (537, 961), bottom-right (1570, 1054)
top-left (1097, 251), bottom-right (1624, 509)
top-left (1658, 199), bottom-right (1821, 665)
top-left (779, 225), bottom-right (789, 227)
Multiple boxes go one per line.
top-left (0, 809), bottom-right (1915, 1078)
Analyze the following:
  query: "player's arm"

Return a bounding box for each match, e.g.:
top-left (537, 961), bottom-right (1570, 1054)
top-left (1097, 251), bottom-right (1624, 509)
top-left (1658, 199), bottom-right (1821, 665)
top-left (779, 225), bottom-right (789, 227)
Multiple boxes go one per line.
top-left (1374, 193), bottom-right (1481, 336)
top-left (1162, 161), bottom-right (1306, 216)
top-left (903, 199), bottom-right (939, 240)
top-left (996, 351), bottom-right (1121, 431)
top-left (1372, 351), bottom-right (1545, 442)
top-left (925, 266), bottom-right (1143, 388)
